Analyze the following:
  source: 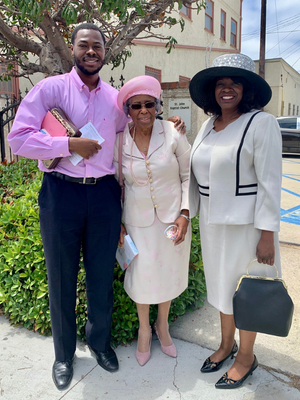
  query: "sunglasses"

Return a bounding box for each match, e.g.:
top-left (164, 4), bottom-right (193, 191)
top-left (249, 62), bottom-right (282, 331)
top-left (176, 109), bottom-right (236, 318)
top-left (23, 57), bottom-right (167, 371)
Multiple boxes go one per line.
top-left (129, 101), bottom-right (156, 110)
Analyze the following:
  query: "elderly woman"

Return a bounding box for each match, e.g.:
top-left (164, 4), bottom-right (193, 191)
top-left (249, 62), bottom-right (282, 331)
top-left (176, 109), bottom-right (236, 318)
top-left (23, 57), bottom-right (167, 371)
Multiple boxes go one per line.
top-left (189, 54), bottom-right (282, 389)
top-left (113, 76), bottom-right (191, 366)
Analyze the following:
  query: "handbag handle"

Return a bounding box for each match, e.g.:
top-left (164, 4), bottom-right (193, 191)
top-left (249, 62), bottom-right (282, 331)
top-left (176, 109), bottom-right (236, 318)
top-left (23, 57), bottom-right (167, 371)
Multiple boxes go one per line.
top-left (247, 259), bottom-right (279, 278)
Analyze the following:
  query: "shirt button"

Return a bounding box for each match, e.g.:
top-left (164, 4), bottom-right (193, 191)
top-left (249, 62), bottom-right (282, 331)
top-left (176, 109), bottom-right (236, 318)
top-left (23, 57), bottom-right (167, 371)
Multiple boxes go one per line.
top-left (150, 187), bottom-right (154, 191)
top-left (80, 89), bottom-right (82, 92)
top-left (154, 204), bottom-right (158, 208)
top-left (90, 102), bottom-right (92, 105)
top-left (60, 154), bottom-right (63, 156)
top-left (152, 196), bottom-right (155, 200)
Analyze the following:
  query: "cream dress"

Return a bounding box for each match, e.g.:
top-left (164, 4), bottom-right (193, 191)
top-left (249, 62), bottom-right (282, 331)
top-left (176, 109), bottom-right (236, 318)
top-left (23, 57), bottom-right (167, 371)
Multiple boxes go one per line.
top-left (114, 120), bottom-right (191, 304)
top-left (192, 128), bottom-right (281, 315)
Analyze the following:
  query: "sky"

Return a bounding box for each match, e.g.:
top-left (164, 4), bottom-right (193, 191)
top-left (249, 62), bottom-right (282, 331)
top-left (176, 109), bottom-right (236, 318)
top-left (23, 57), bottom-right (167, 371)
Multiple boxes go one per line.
top-left (241, 0), bottom-right (300, 73)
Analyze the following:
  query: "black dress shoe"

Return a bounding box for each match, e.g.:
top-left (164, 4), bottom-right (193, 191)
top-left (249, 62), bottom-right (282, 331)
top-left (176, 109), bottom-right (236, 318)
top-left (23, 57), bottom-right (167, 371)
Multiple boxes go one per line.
top-left (215, 355), bottom-right (258, 389)
top-left (52, 356), bottom-right (74, 390)
top-left (201, 341), bottom-right (238, 373)
top-left (88, 345), bottom-right (119, 372)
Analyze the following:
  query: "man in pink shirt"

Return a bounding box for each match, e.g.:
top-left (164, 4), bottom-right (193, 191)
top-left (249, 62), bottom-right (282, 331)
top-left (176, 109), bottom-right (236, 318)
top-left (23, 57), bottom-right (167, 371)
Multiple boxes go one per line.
top-left (8, 23), bottom-right (129, 390)
top-left (8, 22), bottom-right (185, 391)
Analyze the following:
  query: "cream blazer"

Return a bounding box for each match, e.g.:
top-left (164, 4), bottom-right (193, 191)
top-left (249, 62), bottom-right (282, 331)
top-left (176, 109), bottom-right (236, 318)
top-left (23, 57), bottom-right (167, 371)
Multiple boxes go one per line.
top-left (114, 119), bottom-right (191, 227)
top-left (189, 110), bottom-right (282, 232)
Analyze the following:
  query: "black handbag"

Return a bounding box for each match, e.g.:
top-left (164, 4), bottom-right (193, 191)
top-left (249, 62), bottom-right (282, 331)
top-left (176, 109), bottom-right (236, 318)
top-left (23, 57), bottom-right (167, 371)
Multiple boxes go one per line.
top-left (233, 259), bottom-right (294, 337)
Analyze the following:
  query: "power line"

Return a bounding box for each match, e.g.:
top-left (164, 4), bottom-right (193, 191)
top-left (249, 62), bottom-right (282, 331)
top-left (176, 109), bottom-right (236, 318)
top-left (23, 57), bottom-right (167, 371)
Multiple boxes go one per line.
top-left (242, 13), bottom-right (300, 41)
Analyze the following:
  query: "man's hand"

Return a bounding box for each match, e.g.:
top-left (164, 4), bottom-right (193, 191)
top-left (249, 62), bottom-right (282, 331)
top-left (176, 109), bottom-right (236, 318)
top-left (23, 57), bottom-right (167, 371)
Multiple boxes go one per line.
top-left (167, 115), bottom-right (186, 135)
top-left (69, 137), bottom-right (102, 159)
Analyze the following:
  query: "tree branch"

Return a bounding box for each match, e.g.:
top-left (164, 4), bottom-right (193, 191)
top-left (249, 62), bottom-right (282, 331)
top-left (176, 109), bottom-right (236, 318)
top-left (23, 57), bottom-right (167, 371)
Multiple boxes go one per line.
top-left (0, 17), bottom-right (42, 55)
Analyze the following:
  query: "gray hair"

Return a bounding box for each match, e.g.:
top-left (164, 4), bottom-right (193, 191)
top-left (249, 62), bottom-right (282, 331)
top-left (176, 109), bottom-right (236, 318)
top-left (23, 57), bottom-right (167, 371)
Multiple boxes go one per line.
top-left (123, 98), bottom-right (161, 116)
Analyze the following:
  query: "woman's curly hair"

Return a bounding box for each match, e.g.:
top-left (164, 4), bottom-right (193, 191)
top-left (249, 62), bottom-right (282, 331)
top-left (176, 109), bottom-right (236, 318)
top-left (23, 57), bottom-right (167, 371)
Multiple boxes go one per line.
top-left (201, 76), bottom-right (262, 117)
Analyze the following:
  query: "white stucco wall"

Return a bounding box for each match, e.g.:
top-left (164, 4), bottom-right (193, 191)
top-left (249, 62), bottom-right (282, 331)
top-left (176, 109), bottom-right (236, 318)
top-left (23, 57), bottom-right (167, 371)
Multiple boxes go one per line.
top-left (254, 58), bottom-right (300, 117)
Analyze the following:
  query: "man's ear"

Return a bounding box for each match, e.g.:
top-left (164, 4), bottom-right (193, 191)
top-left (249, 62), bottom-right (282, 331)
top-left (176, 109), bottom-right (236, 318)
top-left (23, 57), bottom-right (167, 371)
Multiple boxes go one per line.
top-left (70, 44), bottom-right (74, 56)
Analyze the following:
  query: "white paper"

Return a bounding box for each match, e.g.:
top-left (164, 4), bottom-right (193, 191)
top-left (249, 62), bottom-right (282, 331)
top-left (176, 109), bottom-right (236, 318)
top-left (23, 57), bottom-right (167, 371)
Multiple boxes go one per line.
top-left (69, 122), bottom-right (105, 166)
top-left (116, 234), bottom-right (139, 271)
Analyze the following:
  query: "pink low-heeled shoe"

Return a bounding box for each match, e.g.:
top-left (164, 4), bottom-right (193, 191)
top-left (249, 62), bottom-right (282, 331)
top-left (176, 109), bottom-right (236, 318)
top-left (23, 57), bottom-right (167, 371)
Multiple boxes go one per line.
top-left (136, 330), bottom-right (152, 366)
top-left (153, 322), bottom-right (177, 358)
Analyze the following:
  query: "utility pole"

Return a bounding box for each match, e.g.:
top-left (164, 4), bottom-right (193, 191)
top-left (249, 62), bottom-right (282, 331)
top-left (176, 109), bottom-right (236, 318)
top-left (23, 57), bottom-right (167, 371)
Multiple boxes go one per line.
top-left (259, 0), bottom-right (267, 79)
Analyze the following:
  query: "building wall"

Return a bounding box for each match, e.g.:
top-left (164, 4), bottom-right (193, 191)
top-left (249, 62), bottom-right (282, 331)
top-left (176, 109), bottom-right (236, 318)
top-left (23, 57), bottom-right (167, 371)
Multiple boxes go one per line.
top-left (101, 0), bottom-right (242, 84)
top-left (254, 59), bottom-right (300, 117)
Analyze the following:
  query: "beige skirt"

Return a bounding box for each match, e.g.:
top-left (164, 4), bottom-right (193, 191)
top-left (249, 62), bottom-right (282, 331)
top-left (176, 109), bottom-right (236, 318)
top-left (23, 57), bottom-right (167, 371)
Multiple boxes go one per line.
top-left (124, 215), bottom-right (191, 304)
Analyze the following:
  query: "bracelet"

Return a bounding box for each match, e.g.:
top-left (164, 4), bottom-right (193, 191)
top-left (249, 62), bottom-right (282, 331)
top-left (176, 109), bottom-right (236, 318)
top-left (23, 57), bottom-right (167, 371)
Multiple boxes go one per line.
top-left (180, 214), bottom-right (190, 222)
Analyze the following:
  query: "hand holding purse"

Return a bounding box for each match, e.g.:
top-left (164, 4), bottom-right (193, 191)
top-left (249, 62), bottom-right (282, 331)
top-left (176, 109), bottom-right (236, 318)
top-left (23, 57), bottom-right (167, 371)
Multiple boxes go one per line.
top-left (233, 259), bottom-right (294, 337)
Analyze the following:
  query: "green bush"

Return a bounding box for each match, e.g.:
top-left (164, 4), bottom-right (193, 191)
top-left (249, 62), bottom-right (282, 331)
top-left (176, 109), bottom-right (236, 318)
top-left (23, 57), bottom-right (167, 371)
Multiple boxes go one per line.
top-left (0, 158), bottom-right (206, 346)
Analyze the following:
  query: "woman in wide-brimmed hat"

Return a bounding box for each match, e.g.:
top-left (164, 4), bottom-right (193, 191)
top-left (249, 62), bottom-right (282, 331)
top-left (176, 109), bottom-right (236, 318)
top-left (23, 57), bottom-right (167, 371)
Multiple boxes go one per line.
top-left (114, 75), bottom-right (191, 366)
top-left (188, 54), bottom-right (282, 389)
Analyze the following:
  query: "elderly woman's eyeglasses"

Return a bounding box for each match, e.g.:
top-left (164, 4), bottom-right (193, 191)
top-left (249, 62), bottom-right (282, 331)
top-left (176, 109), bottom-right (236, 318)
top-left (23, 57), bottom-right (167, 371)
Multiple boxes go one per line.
top-left (129, 101), bottom-right (156, 110)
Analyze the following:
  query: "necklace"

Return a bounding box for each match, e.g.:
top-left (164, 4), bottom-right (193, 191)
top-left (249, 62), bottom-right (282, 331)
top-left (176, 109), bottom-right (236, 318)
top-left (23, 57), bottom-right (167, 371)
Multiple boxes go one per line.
top-left (130, 127), bottom-right (152, 187)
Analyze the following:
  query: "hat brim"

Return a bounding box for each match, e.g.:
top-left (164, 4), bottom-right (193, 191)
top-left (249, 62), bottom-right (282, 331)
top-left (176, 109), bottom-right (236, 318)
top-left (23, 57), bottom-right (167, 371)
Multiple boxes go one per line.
top-left (189, 66), bottom-right (272, 109)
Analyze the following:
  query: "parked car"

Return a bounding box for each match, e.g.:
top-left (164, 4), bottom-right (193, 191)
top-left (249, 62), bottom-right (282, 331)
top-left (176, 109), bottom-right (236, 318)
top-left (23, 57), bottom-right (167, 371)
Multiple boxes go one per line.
top-left (276, 116), bottom-right (300, 154)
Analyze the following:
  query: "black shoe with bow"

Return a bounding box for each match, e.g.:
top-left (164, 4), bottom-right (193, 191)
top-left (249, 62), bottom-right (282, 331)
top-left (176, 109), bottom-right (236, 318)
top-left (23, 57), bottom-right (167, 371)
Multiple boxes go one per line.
top-left (52, 356), bottom-right (75, 390)
top-left (215, 355), bottom-right (258, 389)
top-left (200, 341), bottom-right (238, 373)
top-left (88, 345), bottom-right (119, 372)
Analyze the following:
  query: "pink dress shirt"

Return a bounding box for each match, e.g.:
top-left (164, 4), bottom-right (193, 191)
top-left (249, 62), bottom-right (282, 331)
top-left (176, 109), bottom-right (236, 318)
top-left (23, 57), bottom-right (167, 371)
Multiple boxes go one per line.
top-left (8, 67), bottom-right (129, 178)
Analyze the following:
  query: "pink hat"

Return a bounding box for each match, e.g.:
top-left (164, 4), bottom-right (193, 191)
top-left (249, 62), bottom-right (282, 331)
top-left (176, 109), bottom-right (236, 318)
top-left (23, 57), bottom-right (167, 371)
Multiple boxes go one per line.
top-left (117, 75), bottom-right (161, 111)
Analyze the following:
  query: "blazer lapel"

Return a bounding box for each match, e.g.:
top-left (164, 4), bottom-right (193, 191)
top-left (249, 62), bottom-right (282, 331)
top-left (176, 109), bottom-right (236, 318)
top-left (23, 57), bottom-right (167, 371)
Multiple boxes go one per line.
top-left (147, 119), bottom-right (164, 157)
top-left (191, 118), bottom-right (214, 158)
top-left (123, 123), bottom-right (144, 159)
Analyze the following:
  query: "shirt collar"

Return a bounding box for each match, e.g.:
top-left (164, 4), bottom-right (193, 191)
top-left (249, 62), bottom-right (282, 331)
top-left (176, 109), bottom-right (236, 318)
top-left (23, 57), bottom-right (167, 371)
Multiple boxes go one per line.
top-left (70, 66), bottom-right (102, 92)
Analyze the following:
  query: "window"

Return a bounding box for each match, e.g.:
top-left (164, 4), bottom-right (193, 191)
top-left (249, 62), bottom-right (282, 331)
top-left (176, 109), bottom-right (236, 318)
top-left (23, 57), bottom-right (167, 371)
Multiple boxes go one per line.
top-left (0, 64), bottom-right (19, 99)
top-left (288, 103), bottom-right (291, 116)
top-left (297, 106), bottom-right (299, 116)
top-left (220, 10), bottom-right (226, 41)
top-left (180, 5), bottom-right (192, 19)
top-left (277, 117), bottom-right (298, 129)
top-left (145, 66), bottom-right (162, 83)
top-left (293, 104), bottom-right (295, 115)
top-left (205, 1), bottom-right (214, 33)
top-left (230, 19), bottom-right (237, 47)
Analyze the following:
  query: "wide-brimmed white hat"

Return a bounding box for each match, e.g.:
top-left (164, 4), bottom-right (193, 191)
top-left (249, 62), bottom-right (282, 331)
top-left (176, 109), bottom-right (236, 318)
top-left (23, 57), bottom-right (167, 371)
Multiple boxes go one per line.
top-left (189, 53), bottom-right (272, 109)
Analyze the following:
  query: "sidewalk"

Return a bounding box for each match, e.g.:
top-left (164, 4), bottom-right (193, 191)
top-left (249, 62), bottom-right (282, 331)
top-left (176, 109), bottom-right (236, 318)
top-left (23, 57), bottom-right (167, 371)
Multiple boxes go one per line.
top-left (1, 240), bottom-right (299, 400)
top-left (0, 157), bottom-right (299, 399)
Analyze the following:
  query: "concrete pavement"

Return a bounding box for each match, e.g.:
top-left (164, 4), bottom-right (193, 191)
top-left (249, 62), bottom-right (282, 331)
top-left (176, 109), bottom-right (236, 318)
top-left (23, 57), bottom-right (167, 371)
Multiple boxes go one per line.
top-left (0, 156), bottom-right (300, 399)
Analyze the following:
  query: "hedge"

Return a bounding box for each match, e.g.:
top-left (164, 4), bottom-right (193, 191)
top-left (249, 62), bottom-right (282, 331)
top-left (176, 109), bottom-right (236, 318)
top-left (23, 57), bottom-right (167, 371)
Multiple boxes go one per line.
top-left (0, 158), bottom-right (206, 346)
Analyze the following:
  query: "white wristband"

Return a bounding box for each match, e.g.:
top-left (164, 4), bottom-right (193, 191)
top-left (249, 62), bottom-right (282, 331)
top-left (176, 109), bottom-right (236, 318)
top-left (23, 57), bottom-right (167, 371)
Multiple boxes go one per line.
top-left (180, 214), bottom-right (190, 222)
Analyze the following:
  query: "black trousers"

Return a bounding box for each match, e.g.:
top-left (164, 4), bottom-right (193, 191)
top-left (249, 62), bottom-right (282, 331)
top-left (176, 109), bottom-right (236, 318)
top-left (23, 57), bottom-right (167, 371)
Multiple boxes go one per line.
top-left (39, 173), bottom-right (122, 361)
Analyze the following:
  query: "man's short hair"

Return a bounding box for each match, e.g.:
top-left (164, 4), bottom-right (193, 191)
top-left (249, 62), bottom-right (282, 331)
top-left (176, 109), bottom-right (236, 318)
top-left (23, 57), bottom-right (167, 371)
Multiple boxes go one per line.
top-left (71, 23), bottom-right (106, 46)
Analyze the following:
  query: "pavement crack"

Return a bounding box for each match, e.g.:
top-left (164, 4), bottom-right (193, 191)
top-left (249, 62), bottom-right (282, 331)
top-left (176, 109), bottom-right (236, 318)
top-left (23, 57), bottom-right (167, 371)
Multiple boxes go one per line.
top-left (261, 365), bottom-right (300, 391)
top-left (58, 364), bottom-right (98, 399)
top-left (172, 357), bottom-right (182, 399)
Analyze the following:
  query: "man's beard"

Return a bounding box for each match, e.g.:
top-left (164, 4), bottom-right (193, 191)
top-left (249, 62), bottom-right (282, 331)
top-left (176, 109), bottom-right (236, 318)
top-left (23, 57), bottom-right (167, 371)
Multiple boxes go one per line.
top-left (74, 55), bottom-right (103, 76)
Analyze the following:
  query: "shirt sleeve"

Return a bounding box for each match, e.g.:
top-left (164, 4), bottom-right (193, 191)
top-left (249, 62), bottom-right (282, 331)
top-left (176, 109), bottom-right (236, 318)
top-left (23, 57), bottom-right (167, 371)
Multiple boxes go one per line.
top-left (8, 82), bottom-right (70, 160)
top-left (253, 113), bottom-right (282, 231)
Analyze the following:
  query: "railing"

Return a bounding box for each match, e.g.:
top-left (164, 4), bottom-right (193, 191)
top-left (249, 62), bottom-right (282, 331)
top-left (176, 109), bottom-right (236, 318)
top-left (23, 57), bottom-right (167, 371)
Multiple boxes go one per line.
top-left (0, 75), bottom-right (126, 163)
top-left (0, 90), bottom-right (28, 162)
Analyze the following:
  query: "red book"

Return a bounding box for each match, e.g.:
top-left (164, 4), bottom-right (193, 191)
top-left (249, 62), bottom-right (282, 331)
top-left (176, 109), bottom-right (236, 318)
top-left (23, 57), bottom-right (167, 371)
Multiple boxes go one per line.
top-left (40, 108), bottom-right (81, 169)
